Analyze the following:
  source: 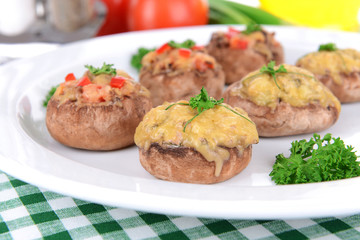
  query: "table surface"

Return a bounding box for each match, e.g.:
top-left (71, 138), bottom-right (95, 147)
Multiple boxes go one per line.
top-left (1, 171), bottom-right (359, 240)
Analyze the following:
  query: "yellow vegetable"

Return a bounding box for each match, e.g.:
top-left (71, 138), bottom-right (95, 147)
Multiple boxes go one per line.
top-left (259, 0), bottom-right (360, 31)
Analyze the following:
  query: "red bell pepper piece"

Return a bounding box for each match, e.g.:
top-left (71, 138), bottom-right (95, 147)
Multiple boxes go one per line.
top-left (192, 45), bottom-right (204, 50)
top-left (178, 48), bottom-right (192, 58)
top-left (205, 62), bottom-right (214, 69)
top-left (228, 26), bottom-right (240, 34)
top-left (65, 73), bottom-right (76, 81)
top-left (230, 37), bottom-right (248, 50)
top-left (156, 43), bottom-right (171, 54)
top-left (110, 76), bottom-right (126, 89)
top-left (195, 59), bottom-right (214, 72)
top-left (236, 39), bottom-right (248, 50)
top-left (226, 26), bottom-right (240, 39)
top-left (77, 76), bottom-right (92, 86)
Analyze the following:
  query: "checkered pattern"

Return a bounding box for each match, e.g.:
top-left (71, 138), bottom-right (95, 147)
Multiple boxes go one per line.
top-left (1, 171), bottom-right (360, 240)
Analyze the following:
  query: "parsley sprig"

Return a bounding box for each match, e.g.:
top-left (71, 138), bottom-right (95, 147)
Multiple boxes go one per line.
top-left (131, 47), bottom-right (156, 71)
top-left (242, 23), bottom-right (262, 35)
top-left (85, 62), bottom-right (117, 76)
top-left (270, 133), bottom-right (360, 185)
top-left (168, 39), bottom-right (196, 49)
top-left (43, 85), bottom-right (58, 107)
top-left (260, 61), bottom-right (287, 89)
top-left (318, 43), bottom-right (338, 52)
top-left (166, 87), bottom-right (253, 132)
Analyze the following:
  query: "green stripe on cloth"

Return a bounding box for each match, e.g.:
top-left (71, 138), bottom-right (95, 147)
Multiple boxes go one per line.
top-left (1, 170), bottom-right (360, 240)
top-left (318, 219), bottom-right (351, 233)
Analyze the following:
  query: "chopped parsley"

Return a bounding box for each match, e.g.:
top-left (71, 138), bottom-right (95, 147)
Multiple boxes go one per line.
top-left (242, 23), bottom-right (262, 35)
top-left (167, 39), bottom-right (196, 49)
top-left (260, 61), bottom-right (287, 89)
top-left (85, 62), bottom-right (117, 76)
top-left (318, 43), bottom-right (338, 52)
top-left (131, 47), bottom-right (155, 72)
top-left (270, 133), bottom-right (360, 185)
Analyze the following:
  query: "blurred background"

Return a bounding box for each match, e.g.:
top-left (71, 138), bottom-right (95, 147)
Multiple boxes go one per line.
top-left (0, 0), bottom-right (359, 63)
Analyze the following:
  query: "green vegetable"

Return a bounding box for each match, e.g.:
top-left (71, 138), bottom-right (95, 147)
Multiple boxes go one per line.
top-left (318, 43), bottom-right (338, 52)
top-left (260, 61), bottom-right (287, 89)
top-left (168, 39), bottom-right (196, 49)
top-left (43, 85), bottom-right (58, 107)
top-left (242, 22), bottom-right (262, 35)
top-left (166, 87), bottom-right (253, 132)
top-left (131, 47), bottom-right (155, 72)
top-left (208, 0), bottom-right (289, 25)
top-left (85, 62), bottom-right (117, 76)
top-left (270, 133), bottom-right (360, 185)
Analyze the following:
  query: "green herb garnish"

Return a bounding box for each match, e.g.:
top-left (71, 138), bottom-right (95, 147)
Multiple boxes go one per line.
top-left (260, 61), bottom-right (287, 89)
top-left (318, 43), bottom-right (338, 52)
top-left (168, 39), bottom-right (196, 49)
top-left (166, 87), bottom-right (253, 132)
top-left (270, 133), bottom-right (360, 185)
top-left (242, 22), bottom-right (262, 35)
top-left (85, 62), bottom-right (117, 76)
top-left (131, 47), bottom-right (155, 72)
top-left (43, 85), bottom-right (58, 107)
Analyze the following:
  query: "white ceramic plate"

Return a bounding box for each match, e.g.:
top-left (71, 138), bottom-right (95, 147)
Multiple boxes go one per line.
top-left (1, 25), bottom-right (360, 220)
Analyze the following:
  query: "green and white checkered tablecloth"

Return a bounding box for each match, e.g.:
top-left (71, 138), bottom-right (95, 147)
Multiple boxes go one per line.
top-left (1, 171), bottom-right (360, 240)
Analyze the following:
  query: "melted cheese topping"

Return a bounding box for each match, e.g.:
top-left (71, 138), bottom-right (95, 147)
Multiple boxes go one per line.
top-left (230, 64), bottom-right (341, 112)
top-left (141, 48), bottom-right (218, 76)
top-left (52, 70), bottom-right (150, 106)
top-left (134, 102), bottom-right (259, 176)
top-left (297, 49), bottom-right (360, 84)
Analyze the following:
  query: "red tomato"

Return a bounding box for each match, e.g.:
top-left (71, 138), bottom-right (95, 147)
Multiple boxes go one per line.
top-left (127, 0), bottom-right (209, 31)
top-left (96, 0), bottom-right (129, 36)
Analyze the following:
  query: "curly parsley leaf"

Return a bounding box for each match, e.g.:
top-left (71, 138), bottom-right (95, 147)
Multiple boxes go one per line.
top-left (166, 87), bottom-right (253, 132)
top-left (260, 61), bottom-right (287, 89)
top-left (242, 23), bottom-right (262, 35)
top-left (131, 47), bottom-right (155, 72)
top-left (189, 87), bottom-right (224, 113)
top-left (270, 133), bottom-right (360, 185)
top-left (85, 62), bottom-right (117, 76)
top-left (43, 85), bottom-right (58, 107)
top-left (168, 39), bottom-right (196, 49)
top-left (318, 43), bottom-right (338, 52)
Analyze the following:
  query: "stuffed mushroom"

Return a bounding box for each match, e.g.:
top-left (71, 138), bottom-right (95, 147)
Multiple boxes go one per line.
top-left (296, 43), bottom-right (360, 103)
top-left (223, 62), bottom-right (341, 137)
top-left (134, 88), bottom-right (259, 184)
top-left (206, 24), bottom-right (284, 84)
top-left (46, 63), bottom-right (152, 150)
top-left (139, 40), bottom-right (225, 107)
